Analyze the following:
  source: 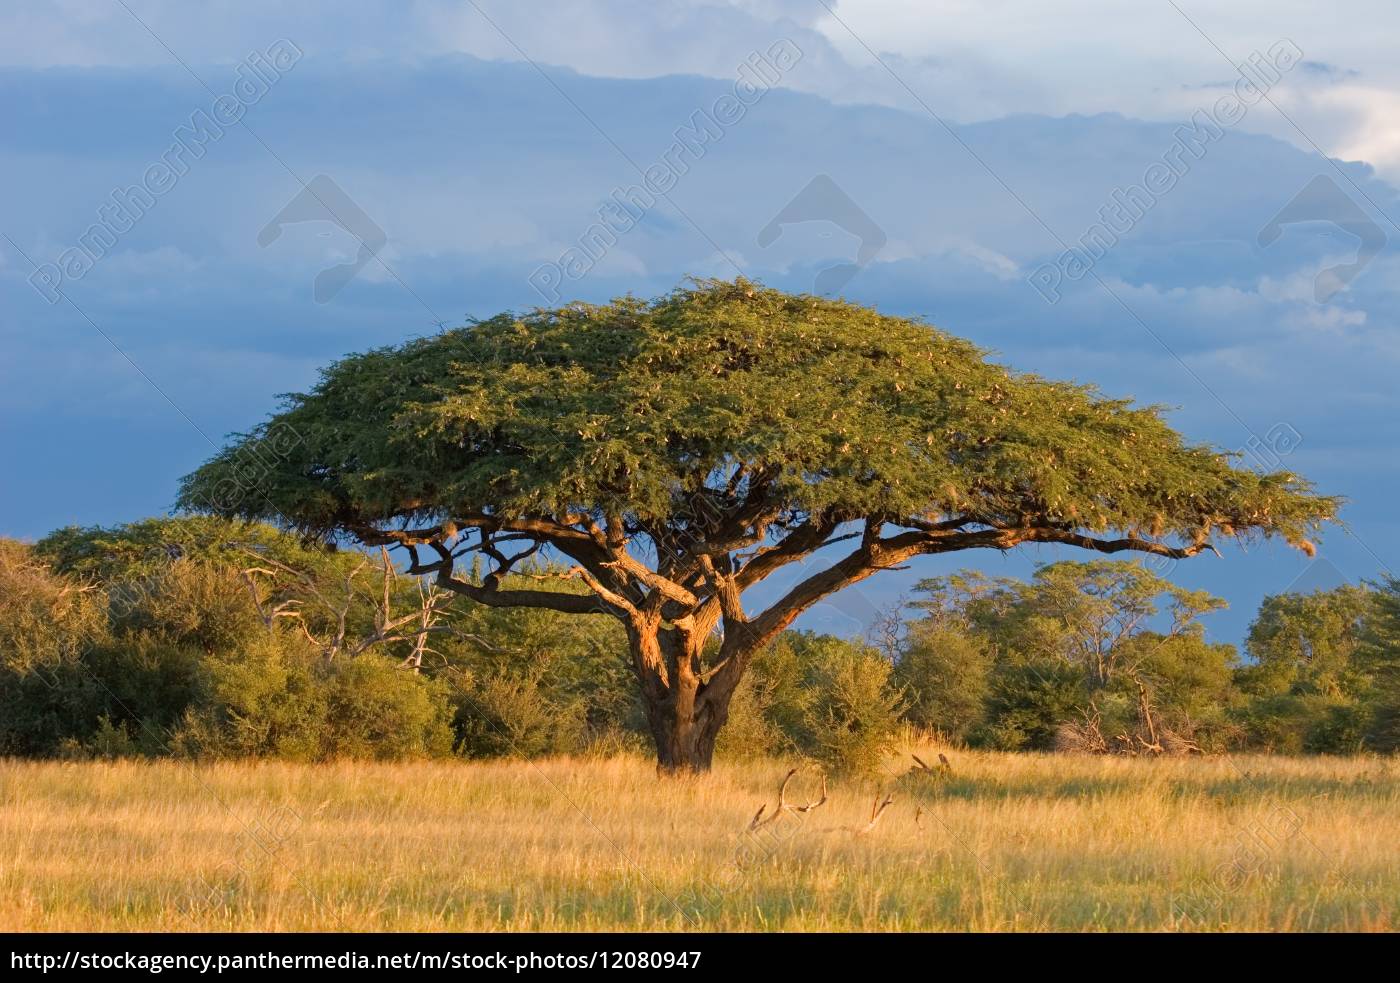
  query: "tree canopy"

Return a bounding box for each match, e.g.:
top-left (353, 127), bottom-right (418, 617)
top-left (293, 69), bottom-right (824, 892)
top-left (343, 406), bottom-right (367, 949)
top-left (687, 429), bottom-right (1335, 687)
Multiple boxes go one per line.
top-left (181, 278), bottom-right (1335, 557)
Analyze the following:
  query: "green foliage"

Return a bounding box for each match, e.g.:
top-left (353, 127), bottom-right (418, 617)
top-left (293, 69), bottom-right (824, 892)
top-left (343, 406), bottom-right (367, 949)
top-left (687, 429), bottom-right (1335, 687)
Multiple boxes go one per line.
top-left (914, 561), bottom-right (1226, 688)
top-left (449, 670), bottom-right (587, 758)
top-left (1119, 632), bottom-right (1240, 751)
top-left (174, 637), bottom-right (455, 761)
top-left (55, 714), bottom-right (145, 761)
top-left (0, 539), bottom-right (112, 755)
top-left (320, 655), bottom-right (455, 760)
top-left (711, 674), bottom-right (789, 760)
top-left (894, 623), bottom-right (992, 741)
top-left (893, 562), bottom-right (1400, 755)
top-left (715, 635), bottom-right (813, 761)
top-left (904, 561), bottom-right (1236, 751)
top-left (109, 560), bottom-right (266, 653)
top-left (180, 279), bottom-right (1336, 555)
top-left (1241, 586), bottom-right (1375, 699)
top-left (1237, 585), bottom-right (1391, 753)
top-left (444, 579), bottom-right (638, 743)
top-left (1355, 578), bottom-right (1400, 751)
top-left (788, 633), bottom-right (904, 775)
top-left (4, 524), bottom-right (471, 762)
top-left (977, 658), bottom-right (1086, 751)
top-left (0, 539), bottom-right (110, 672)
top-left (171, 633), bottom-right (329, 760)
top-left (37, 517), bottom-right (390, 655)
top-left (714, 633), bottom-right (905, 772)
top-left (715, 633), bottom-right (810, 761)
top-left (1232, 693), bottom-right (1367, 755)
top-left (36, 516), bottom-right (338, 582)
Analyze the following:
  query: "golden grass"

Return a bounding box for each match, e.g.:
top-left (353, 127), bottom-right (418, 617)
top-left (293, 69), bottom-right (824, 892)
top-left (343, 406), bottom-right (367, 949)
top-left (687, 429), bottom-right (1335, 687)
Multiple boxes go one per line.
top-left (1, 746), bottom-right (1396, 931)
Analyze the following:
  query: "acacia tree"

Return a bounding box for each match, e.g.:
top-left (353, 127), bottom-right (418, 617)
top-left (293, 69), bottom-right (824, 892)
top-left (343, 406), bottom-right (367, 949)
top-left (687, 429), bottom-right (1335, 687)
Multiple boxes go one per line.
top-left (179, 279), bottom-right (1337, 772)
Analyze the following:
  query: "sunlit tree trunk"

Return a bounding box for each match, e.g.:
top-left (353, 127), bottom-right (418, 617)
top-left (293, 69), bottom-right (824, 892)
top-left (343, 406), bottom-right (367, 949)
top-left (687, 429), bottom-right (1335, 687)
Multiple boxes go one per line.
top-left (629, 625), bottom-right (742, 774)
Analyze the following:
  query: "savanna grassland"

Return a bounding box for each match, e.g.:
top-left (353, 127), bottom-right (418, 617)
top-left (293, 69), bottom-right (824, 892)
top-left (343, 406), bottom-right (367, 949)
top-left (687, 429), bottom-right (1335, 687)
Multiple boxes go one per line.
top-left (2, 746), bottom-right (1396, 932)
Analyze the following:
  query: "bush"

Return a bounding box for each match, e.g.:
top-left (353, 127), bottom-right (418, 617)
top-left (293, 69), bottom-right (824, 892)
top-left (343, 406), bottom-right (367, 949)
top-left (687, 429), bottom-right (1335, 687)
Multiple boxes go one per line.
top-left (894, 624), bottom-right (991, 742)
top-left (974, 659), bottom-right (1084, 751)
top-left (1304, 699), bottom-right (1371, 754)
top-left (83, 635), bottom-right (206, 753)
top-left (793, 634), bottom-right (903, 776)
top-left (438, 584), bottom-right (643, 757)
top-left (67, 715), bottom-right (142, 760)
top-left (714, 670), bottom-right (789, 760)
top-left (171, 633), bottom-right (329, 760)
top-left (108, 560), bottom-right (264, 653)
top-left (1366, 659), bottom-right (1400, 752)
top-left (0, 540), bottom-right (112, 755)
top-left (175, 638), bottom-right (455, 761)
top-left (321, 655), bottom-right (455, 760)
top-left (448, 670), bottom-right (586, 758)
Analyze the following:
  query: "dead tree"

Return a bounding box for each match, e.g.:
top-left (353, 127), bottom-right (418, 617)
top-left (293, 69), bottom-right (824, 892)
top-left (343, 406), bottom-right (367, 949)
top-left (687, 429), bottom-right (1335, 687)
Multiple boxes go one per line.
top-left (850, 792), bottom-right (895, 835)
top-left (238, 546), bottom-right (468, 663)
top-left (1134, 678), bottom-right (1165, 755)
top-left (908, 753), bottom-right (953, 778)
top-left (748, 768), bottom-right (828, 832)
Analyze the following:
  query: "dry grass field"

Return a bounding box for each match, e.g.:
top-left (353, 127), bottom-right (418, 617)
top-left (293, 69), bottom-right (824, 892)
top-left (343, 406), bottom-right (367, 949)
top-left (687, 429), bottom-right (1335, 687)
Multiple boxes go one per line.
top-left (1, 746), bottom-right (1396, 932)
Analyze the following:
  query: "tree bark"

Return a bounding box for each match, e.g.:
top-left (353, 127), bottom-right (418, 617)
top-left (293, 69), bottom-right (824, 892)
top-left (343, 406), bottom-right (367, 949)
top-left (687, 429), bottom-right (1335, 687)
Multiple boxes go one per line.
top-left (631, 630), bottom-right (742, 774)
top-left (643, 685), bottom-right (727, 774)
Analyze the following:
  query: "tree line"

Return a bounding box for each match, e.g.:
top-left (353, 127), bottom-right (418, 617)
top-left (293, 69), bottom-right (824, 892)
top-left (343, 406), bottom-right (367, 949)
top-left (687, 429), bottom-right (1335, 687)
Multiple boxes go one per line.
top-left (4, 516), bottom-right (1395, 771)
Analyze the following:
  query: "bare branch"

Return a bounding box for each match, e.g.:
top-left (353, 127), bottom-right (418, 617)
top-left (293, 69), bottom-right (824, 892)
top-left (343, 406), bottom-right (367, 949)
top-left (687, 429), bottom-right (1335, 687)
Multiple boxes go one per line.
top-left (748, 768), bottom-right (829, 831)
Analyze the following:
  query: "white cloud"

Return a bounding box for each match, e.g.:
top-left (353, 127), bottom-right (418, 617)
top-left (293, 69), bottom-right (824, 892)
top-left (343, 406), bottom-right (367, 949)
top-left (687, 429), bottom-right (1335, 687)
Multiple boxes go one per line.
top-left (9, 1), bottom-right (1400, 182)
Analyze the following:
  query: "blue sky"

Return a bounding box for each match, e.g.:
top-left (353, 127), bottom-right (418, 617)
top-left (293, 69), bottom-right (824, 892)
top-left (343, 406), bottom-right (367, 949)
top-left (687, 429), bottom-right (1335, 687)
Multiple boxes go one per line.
top-left (4, 0), bottom-right (1399, 647)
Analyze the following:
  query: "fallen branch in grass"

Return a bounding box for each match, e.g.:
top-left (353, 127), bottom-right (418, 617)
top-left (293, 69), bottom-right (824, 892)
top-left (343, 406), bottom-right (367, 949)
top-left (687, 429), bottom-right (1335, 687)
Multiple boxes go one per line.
top-left (748, 768), bottom-right (828, 832)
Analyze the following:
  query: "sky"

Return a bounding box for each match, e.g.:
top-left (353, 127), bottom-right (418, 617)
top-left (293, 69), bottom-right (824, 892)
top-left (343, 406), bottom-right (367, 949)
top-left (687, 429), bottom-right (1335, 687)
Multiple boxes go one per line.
top-left (3, 0), bottom-right (1399, 648)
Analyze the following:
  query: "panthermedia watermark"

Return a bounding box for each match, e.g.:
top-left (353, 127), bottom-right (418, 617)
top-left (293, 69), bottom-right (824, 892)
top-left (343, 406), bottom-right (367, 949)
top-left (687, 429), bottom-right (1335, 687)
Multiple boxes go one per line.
top-left (1258, 174), bottom-right (1386, 302)
top-left (257, 175), bottom-right (387, 303)
top-left (527, 39), bottom-right (803, 303)
top-left (757, 174), bottom-right (886, 294)
top-left (26, 39), bottom-right (302, 304)
top-left (1028, 38), bottom-right (1303, 303)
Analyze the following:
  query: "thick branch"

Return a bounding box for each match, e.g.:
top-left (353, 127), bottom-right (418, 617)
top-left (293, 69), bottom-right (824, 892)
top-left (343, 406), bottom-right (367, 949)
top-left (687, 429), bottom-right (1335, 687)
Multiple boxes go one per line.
top-left (1023, 529), bottom-right (1217, 559)
top-left (424, 542), bottom-right (612, 616)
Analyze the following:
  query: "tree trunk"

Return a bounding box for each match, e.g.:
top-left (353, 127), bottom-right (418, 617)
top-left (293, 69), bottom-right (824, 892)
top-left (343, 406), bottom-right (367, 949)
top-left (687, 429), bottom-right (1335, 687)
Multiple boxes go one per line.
top-left (632, 643), bottom-right (742, 775)
top-left (626, 620), bottom-right (751, 775)
top-left (642, 680), bottom-right (735, 774)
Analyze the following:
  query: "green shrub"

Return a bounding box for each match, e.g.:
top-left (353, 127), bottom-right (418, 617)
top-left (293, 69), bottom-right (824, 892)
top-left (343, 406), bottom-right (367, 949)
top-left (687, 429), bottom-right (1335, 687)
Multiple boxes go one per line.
top-left (71, 715), bottom-right (143, 759)
top-left (172, 633), bottom-right (328, 760)
top-left (974, 659), bottom-right (1084, 751)
top-left (82, 635), bottom-right (206, 754)
top-left (0, 539), bottom-right (112, 755)
top-left (449, 670), bottom-right (587, 758)
top-left (176, 638), bottom-right (455, 761)
top-left (1304, 699), bottom-right (1371, 754)
top-left (894, 624), bottom-right (991, 742)
top-left (108, 560), bottom-right (264, 653)
top-left (795, 635), bottom-right (903, 776)
top-left (321, 655), bottom-right (455, 760)
top-left (445, 593), bottom-right (639, 742)
top-left (1365, 658), bottom-right (1400, 752)
top-left (714, 670), bottom-right (789, 760)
